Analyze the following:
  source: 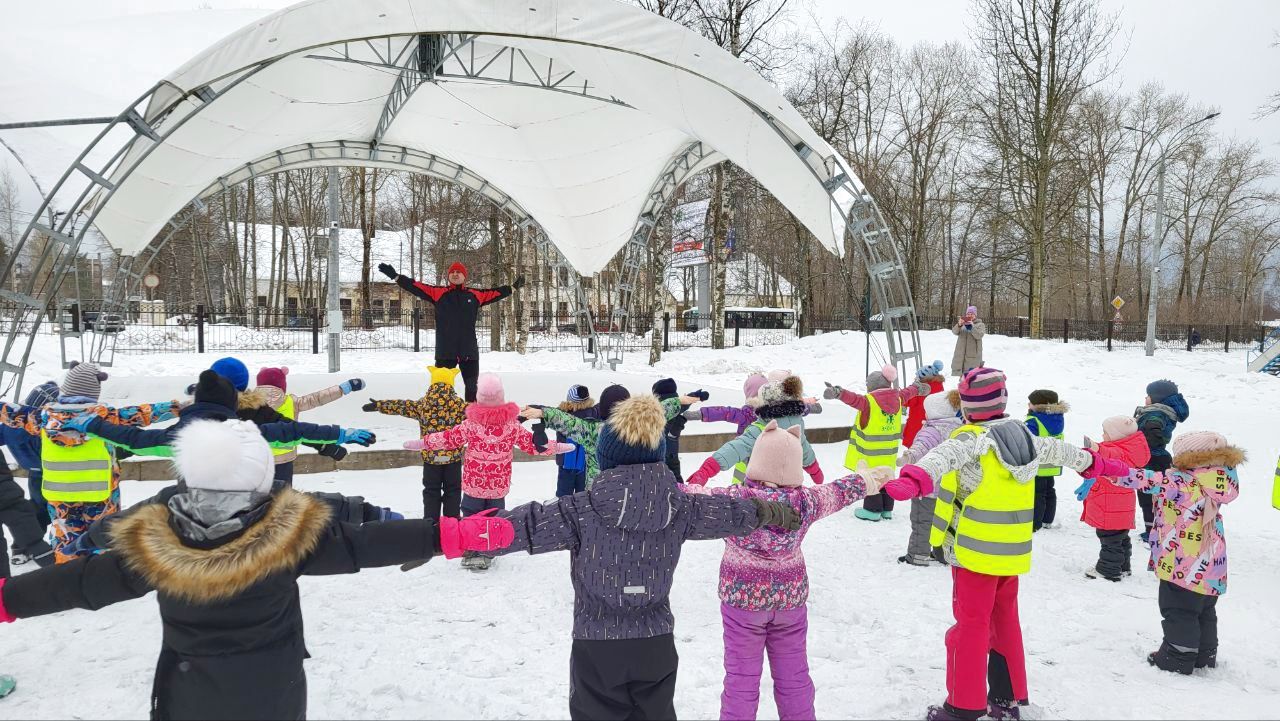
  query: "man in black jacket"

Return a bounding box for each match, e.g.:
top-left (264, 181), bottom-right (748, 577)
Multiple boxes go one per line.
top-left (0, 419), bottom-right (514, 721)
top-left (379, 261), bottom-right (522, 402)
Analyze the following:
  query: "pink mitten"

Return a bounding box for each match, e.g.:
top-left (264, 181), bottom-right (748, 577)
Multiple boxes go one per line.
top-left (685, 457), bottom-right (722, 487)
top-left (1082, 449), bottom-right (1130, 479)
top-left (804, 461), bottom-right (825, 484)
top-left (438, 509), bottom-right (515, 560)
top-left (884, 464), bottom-right (934, 501)
top-left (403, 438), bottom-right (427, 451)
top-left (0, 579), bottom-right (13, 623)
top-left (553, 442), bottom-right (577, 454)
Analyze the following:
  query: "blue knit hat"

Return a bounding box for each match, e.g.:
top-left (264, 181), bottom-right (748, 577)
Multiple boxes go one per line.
top-left (210, 357), bottom-right (250, 392)
top-left (1146, 379), bottom-right (1179, 404)
top-left (597, 396), bottom-right (667, 472)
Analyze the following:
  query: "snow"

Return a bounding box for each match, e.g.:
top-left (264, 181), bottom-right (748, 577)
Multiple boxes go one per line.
top-left (5, 330), bottom-right (1280, 719)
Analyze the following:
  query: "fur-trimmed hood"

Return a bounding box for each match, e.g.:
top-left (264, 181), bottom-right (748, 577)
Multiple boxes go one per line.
top-left (465, 401), bottom-right (520, 426)
top-left (756, 399), bottom-right (807, 420)
top-left (1172, 445), bottom-right (1246, 471)
top-left (237, 387), bottom-right (273, 411)
top-left (557, 397), bottom-right (595, 413)
top-left (1029, 401), bottom-right (1070, 415)
top-left (110, 489), bottom-right (332, 605)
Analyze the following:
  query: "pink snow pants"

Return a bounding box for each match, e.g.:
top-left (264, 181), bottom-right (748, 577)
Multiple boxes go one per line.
top-left (719, 602), bottom-right (815, 721)
top-left (946, 566), bottom-right (1028, 713)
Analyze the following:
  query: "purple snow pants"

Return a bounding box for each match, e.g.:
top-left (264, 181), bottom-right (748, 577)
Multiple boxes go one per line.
top-left (719, 602), bottom-right (815, 721)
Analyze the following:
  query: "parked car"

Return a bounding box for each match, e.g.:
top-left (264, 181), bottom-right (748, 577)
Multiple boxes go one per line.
top-left (83, 312), bottom-right (126, 333)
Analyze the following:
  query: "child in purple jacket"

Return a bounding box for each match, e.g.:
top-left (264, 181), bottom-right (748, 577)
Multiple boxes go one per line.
top-left (694, 371), bottom-right (822, 435)
top-left (492, 396), bottom-right (801, 721)
top-left (683, 420), bottom-right (889, 721)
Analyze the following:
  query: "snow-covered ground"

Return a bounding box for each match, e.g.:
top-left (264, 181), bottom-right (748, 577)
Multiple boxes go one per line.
top-left (5, 330), bottom-right (1280, 719)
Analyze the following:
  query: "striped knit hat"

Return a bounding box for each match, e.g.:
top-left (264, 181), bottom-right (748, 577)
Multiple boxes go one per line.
top-left (62, 361), bottom-right (108, 400)
top-left (567, 384), bottom-right (590, 402)
top-left (958, 367), bottom-right (1007, 422)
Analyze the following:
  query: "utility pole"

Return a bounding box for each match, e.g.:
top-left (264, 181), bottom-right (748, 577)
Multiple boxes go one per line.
top-left (326, 166), bottom-right (341, 372)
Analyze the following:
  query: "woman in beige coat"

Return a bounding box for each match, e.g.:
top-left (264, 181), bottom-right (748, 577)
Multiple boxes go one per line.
top-left (950, 306), bottom-right (986, 376)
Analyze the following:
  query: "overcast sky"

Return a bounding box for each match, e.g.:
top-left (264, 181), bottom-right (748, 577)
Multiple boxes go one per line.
top-left (802, 0), bottom-right (1280, 153)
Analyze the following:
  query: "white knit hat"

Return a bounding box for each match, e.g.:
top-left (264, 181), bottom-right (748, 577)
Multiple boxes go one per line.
top-left (924, 392), bottom-right (956, 421)
top-left (172, 419), bottom-right (274, 494)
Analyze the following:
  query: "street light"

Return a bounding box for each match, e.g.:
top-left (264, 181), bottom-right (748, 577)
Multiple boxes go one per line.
top-left (1123, 111), bottom-right (1220, 357)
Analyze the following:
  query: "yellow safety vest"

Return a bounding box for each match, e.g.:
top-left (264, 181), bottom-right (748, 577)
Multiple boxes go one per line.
top-left (1027, 416), bottom-right (1063, 477)
top-left (929, 424), bottom-right (1034, 576)
top-left (41, 430), bottom-right (114, 503)
top-left (271, 394), bottom-right (297, 457)
top-left (1272, 455), bottom-right (1280, 511)
top-left (731, 420), bottom-right (767, 485)
top-left (843, 394), bottom-right (902, 471)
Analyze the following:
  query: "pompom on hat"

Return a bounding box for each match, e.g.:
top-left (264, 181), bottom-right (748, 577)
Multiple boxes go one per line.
top-left (866, 364), bottom-right (898, 392)
top-left (172, 419), bottom-right (274, 494)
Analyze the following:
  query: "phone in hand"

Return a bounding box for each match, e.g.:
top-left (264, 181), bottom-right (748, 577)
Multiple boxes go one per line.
top-left (1083, 435), bottom-right (1097, 450)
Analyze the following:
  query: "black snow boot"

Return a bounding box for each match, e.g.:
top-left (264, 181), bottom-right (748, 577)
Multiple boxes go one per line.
top-left (925, 702), bottom-right (984, 721)
top-left (1196, 647), bottom-right (1218, 670)
top-left (1148, 642), bottom-right (1196, 675)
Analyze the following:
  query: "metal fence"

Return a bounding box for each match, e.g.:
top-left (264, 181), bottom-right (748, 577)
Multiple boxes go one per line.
top-left (5, 302), bottom-right (1268, 356)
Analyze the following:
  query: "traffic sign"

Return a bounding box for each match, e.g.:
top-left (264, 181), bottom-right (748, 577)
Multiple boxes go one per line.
top-left (1111, 296), bottom-right (1125, 310)
top-left (143, 273), bottom-right (160, 289)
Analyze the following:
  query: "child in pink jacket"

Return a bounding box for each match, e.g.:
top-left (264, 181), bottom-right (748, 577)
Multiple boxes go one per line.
top-left (683, 421), bottom-right (888, 721)
top-left (405, 373), bottom-right (571, 569)
top-left (1104, 430), bottom-right (1241, 674)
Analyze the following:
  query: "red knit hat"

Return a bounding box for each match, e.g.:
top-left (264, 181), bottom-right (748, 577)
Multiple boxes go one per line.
top-left (447, 262), bottom-right (468, 281)
top-left (256, 366), bottom-right (289, 392)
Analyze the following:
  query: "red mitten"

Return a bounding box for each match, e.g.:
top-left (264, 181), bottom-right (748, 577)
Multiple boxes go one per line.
top-left (804, 461), bottom-right (824, 484)
top-left (684, 457), bottom-right (722, 487)
top-left (0, 579), bottom-right (13, 623)
top-left (1082, 449), bottom-right (1130, 480)
top-left (438, 509), bottom-right (515, 560)
top-left (884, 464), bottom-right (933, 501)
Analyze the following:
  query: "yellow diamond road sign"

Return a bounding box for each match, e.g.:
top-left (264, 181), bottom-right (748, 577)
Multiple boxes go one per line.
top-left (1111, 296), bottom-right (1125, 310)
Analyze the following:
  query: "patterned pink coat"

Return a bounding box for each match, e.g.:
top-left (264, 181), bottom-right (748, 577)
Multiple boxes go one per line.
top-left (422, 402), bottom-right (557, 499)
top-left (684, 474), bottom-right (870, 610)
top-left (1111, 444), bottom-right (1242, 596)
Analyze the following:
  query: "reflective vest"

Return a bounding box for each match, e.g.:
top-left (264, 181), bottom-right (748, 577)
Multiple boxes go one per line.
top-left (929, 424), bottom-right (1034, 576)
top-left (1272, 455), bottom-right (1280, 511)
top-left (271, 394), bottom-right (297, 457)
top-left (732, 420), bottom-right (767, 485)
top-left (41, 430), bottom-right (114, 503)
top-left (1027, 416), bottom-right (1063, 477)
top-left (843, 394), bottom-right (901, 471)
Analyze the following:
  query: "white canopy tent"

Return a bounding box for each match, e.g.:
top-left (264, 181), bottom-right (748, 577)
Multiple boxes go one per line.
top-left (0, 0), bottom-right (920, 392)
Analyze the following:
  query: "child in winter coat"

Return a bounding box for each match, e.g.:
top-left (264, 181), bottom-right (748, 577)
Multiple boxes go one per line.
top-left (686, 375), bottom-right (824, 487)
top-left (904, 360), bottom-right (946, 449)
top-left (522, 384), bottom-right (697, 488)
top-left (0, 362), bottom-right (181, 563)
top-left (694, 372), bottom-right (822, 437)
top-left (880, 367), bottom-right (1128, 721)
top-left (491, 396), bottom-right (801, 721)
top-left (407, 373), bottom-right (572, 570)
top-left (539, 384), bottom-right (597, 496)
top-left (1134, 379), bottom-right (1190, 541)
top-left (363, 366), bottom-right (469, 518)
top-left (1103, 431), bottom-right (1241, 674)
top-left (683, 421), bottom-right (889, 720)
top-left (1074, 416), bottom-right (1151, 581)
top-left (897, 391), bottom-right (963, 566)
top-left (1025, 389), bottom-right (1068, 531)
top-left (247, 366), bottom-right (365, 484)
top-left (0, 419), bottom-right (512, 721)
top-left (652, 378), bottom-right (709, 483)
top-left (823, 365), bottom-right (930, 521)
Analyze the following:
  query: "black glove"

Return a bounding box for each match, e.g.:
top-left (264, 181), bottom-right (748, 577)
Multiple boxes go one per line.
top-left (378, 263), bottom-right (398, 280)
top-left (750, 498), bottom-right (802, 531)
top-left (531, 421), bottom-right (548, 453)
top-left (323, 444), bottom-right (349, 462)
top-left (690, 389), bottom-right (710, 401)
top-left (362, 399), bottom-right (378, 412)
top-left (528, 403), bottom-right (546, 410)
top-left (185, 383), bottom-right (197, 396)
top-left (512, 275), bottom-right (525, 290)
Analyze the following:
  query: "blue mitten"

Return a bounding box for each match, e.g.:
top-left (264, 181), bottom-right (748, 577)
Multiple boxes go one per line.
top-left (1074, 479), bottom-right (1096, 502)
top-left (337, 428), bottom-right (376, 446)
top-left (340, 378), bottom-right (365, 394)
top-left (378, 507), bottom-right (405, 521)
top-left (60, 413), bottom-right (97, 434)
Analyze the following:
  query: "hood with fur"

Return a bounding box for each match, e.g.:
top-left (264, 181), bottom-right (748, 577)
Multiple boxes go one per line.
top-left (557, 397), bottom-right (595, 413)
top-left (465, 400), bottom-right (520, 426)
top-left (1172, 445), bottom-right (1246, 471)
top-left (111, 489), bottom-right (331, 604)
top-left (236, 387), bottom-right (272, 411)
top-left (755, 399), bottom-right (807, 421)
top-left (244, 385), bottom-right (286, 410)
top-left (1029, 401), bottom-right (1070, 415)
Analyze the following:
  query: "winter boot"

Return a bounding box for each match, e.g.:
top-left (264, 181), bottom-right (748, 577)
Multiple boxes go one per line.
top-left (882, 511), bottom-right (894, 520)
top-left (1147, 642), bottom-right (1196, 675)
top-left (854, 508), bottom-right (883, 522)
top-left (0, 675), bottom-right (14, 699)
top-left (925, 702), bottom-right (984, 721)
top-left (898, 554), bottom-right (935, 567)
top-left (1084, 566), bottom-right (1121, 582)
top-left (986, 699), bottom-right (1026, 720)
top-left (1195, 647), bottom-right (1217, 670)
top-left (471, 555), bottom-right (493, 572)
top-left (460, 551), bottom-right (478, 570)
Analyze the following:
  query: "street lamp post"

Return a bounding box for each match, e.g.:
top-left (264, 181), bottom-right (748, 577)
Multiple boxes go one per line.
top-left (1124, 112), bottom-right (1220, 357)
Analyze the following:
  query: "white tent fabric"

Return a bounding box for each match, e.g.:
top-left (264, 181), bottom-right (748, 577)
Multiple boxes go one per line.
top-left (92, 0), bottom-right (865, 273)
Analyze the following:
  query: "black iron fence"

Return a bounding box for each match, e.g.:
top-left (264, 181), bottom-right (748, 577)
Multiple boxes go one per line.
top-left (4, 302), bottom-right (1268, 356)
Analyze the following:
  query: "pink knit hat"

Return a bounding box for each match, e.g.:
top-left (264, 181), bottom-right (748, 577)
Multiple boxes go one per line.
top-left (744, 420), bottom-right (805, 487)
top-left (1102, 416), bottom-right (1138, 441)
top-left (1171, 431), bottom-right (1228, 457)
top-left (475, 373), bottom-right (505, 406)
top-left (742, 373), bottom-right (768, 401)
top-left (765, 369), bottom-right (792, 382)
top-left (958, 367), bottom-right (1007, 421)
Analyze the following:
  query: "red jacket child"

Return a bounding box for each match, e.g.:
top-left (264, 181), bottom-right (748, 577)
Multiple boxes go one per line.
top-left (904, 361), bottom-right (946, 447)
top-left (406, 374), bottom-right (570, 499)
top-left (1081, 417), bottom-right (1151, 530)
